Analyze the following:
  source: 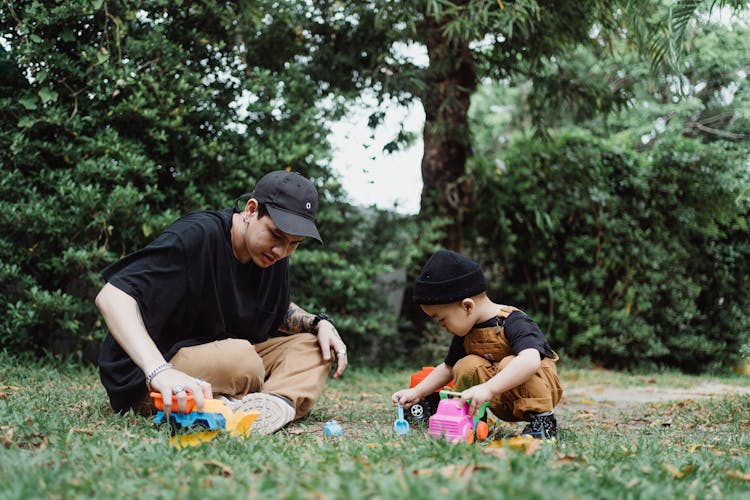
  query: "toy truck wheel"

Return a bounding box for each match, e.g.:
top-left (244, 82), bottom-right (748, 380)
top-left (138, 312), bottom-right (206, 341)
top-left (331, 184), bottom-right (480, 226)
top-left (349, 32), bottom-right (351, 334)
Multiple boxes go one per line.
top-left (464, 424), bottom-right (475, 444)
top-left (475, 421), bottom-right (489, 441)
top-left (408, 402), bottom-right (426, 421)
top-left (406, 393), bottom-right (440, 422)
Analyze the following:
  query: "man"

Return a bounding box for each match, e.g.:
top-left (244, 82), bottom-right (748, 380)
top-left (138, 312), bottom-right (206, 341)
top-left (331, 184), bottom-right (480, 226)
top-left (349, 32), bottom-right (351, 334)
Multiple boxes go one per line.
top-left (96, 170), bottom-right (347, 434)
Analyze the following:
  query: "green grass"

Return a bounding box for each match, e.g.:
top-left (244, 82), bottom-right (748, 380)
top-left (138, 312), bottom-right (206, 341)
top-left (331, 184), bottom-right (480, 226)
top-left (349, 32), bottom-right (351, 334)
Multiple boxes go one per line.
top-left (2, 351), bottom-right (750, 499)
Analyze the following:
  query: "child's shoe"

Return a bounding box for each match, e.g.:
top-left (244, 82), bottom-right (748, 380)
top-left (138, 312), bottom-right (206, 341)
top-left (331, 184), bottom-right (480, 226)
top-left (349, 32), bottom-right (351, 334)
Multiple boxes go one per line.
top-left (520, 411), bottom-right (557, 439)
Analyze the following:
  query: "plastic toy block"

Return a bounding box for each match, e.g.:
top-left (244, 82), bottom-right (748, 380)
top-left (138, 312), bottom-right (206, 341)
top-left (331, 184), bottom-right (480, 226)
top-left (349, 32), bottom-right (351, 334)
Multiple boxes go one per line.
top-left (409, 366), bottom-right (456, 391)
top-left (153, 410), bottom-right (227, 431)
top-left (324, 420), bottom-right (344, 437)
top-left (150, 391), bottom-right (196, 413)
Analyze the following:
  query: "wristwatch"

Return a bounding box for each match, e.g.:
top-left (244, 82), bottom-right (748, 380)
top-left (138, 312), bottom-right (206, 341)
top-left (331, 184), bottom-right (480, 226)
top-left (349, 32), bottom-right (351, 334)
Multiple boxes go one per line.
top-left (312, 313), bottom-right (332, 335)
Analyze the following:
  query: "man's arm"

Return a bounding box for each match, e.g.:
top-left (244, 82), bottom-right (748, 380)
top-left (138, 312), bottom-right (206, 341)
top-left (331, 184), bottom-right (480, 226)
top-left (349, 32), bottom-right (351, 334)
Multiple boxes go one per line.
top-left (277, 302), bottom-right (316, 334)
top-left (95, 283), bottom-right (211, 413)
top-left (278, 302), bottom-right (349, 378)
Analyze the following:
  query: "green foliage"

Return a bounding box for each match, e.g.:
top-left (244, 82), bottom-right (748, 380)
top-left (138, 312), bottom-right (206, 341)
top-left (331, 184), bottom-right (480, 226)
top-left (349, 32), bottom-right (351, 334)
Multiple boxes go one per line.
top-left (0, 1), bottom-right (434, 362)
top-left (465, 9), bottom-right (750, 371)
top-left (290, 205), bottom-right (444, 365)
top-left (643, 0), bottom-right (750, 74)
top-left (469, 130), bottom-right (750, 370)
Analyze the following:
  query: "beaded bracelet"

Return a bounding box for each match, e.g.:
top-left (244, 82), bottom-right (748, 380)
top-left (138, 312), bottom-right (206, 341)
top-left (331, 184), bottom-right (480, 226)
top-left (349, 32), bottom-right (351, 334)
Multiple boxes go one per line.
top-left (144, 362), bottom-right (174, 387)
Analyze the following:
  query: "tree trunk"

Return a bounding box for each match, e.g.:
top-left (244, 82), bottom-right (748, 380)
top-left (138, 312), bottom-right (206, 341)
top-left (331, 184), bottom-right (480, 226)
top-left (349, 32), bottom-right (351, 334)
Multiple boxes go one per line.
top-left (419, 15), bottom-right (477, 252)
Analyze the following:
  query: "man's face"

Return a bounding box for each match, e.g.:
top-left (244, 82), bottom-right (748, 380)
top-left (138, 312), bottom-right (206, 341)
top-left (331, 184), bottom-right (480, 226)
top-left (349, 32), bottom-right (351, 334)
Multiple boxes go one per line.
top-left (420, 302), bottom-right (474, 337)
top-left (245, 211), bottom-right (305, 267)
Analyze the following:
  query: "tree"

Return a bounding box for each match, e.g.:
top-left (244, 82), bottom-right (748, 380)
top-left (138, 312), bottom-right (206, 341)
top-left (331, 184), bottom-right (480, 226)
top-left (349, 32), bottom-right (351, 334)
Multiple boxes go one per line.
top-left (289, 0), bottom-right (662, 250)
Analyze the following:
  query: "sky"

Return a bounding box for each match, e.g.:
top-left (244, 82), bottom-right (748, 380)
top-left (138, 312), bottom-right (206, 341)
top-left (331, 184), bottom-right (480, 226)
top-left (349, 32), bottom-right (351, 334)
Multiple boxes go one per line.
top-left (328, 100), bottom-right (425, 215)
top-left (328, 42), bottom-right (429, 216)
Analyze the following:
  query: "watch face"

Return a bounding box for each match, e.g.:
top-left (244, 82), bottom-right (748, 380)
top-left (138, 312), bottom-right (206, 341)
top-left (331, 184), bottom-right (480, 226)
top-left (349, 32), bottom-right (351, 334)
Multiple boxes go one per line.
top-left (313, 313), bottom-right (331, 333)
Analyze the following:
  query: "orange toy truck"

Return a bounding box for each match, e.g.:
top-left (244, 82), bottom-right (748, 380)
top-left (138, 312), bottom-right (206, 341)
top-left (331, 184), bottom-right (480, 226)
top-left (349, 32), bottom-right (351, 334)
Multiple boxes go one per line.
top-left (405, 366), bottom-right (456, 423)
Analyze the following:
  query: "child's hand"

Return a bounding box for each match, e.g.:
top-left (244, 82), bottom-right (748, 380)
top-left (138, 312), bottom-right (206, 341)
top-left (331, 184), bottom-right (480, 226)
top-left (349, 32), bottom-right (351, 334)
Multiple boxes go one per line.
top-left (460, 384), bottom-right (494, 416)
top-left (391, 389), bottom-right (420, 408)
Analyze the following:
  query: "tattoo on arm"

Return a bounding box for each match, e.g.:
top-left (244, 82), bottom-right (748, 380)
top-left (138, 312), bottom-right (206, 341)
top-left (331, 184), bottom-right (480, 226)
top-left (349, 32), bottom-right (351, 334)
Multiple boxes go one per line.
top-left (279, 302), bottom-right (315, 334)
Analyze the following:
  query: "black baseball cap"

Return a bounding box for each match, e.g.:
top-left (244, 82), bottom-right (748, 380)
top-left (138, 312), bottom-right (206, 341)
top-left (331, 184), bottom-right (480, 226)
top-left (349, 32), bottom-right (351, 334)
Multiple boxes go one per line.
top-left (251, 170), bottom-right (322, 244)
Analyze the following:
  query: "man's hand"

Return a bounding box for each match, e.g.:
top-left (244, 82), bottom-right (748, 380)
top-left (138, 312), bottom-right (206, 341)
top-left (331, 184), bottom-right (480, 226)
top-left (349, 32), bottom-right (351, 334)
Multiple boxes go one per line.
top-left (316, 320), bottom-right (348, 378)
top-left (149, 368), bottom-right (213, 416)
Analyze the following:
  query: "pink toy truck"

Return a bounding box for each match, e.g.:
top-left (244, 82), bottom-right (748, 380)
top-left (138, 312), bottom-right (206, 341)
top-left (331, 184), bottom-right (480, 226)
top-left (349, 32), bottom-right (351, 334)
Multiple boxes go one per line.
top-left (427, 391), bottom-right (490, 444)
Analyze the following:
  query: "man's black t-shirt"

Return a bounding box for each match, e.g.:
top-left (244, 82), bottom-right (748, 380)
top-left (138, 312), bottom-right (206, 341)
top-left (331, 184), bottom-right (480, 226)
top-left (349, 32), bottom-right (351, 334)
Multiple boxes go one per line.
top-left (98, 208), bottom-right (291, 412)
top-left (444, 311), bottom-right (553, 366)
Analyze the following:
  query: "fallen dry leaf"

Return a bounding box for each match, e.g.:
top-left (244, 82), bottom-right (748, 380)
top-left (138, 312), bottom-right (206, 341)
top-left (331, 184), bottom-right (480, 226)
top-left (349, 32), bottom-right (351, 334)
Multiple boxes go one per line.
top-left (69, 427), bottom-right (95, 436)
top-left (17, 433), bottom-right (48, 450)
top-left (202, 459), bottom-right (234, 477)
top-left (554, 453), bottom-right (588, 466)
top-left (412, 464), bottom-right (488, 480)
top-left (726, 470), bottom-right (750, 481)
top-left (483, 446), bottom-right (509, 459)
top-left (2, 426), bottom-right (13, 448)
top-left (485, 435), bottom-right (542, 455)
top-left (664, 463), bottom-right (694, 479)
top-left (524, 439), bottom-right (542, 455)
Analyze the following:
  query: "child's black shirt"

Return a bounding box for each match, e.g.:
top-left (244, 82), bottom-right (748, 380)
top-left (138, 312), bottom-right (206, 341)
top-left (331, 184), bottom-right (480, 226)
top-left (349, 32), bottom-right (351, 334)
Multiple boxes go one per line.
top-left (444, 311), bottom-right (554, 366)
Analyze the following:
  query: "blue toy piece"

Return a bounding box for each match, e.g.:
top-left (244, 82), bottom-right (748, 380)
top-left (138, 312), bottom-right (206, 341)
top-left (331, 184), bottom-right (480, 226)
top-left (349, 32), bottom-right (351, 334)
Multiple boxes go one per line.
top-left (324, 420), bottom-right (344, 437)
top-left (394, 398), bottom-right (410, 435)
top-left (154, 411), bottom-right (227, 434)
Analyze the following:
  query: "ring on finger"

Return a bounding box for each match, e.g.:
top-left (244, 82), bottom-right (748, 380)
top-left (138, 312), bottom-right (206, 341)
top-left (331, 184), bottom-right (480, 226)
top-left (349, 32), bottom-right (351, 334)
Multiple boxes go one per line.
top-left (172, 384), bottom-right (185, 393)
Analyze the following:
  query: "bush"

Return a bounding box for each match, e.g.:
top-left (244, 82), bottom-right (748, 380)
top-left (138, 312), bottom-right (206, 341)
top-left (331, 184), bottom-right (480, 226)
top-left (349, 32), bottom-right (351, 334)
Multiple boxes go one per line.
top-left (469, 130), bottom-right (750, 371)
top-left (0, 2), bottom-right (438, 364)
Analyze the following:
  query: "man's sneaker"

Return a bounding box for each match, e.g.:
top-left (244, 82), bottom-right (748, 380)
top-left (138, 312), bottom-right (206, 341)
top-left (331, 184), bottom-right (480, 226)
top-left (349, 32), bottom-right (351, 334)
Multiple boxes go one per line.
top-left (219, 393), bottom-right (295, 435)
top-left (520, 411), bottom-right (557, 439)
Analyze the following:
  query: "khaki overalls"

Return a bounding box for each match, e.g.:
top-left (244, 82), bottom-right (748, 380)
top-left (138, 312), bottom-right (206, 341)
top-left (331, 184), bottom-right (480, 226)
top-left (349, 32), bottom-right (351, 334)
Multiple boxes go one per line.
top-left (453, 305), bottom-right (563, 422)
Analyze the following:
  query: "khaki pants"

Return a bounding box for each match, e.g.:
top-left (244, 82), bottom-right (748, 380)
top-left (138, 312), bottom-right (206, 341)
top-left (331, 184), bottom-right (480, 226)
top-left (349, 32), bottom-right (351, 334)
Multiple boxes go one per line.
top-left (453, 354), bottom-right (563, 422)
top-left (168, 335), bottom-right (330, 420)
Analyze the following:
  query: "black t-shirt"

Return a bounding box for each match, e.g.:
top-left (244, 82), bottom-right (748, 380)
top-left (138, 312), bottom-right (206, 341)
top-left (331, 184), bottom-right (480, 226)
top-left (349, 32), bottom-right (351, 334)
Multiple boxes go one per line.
top-left (98, 208), bottom-right (291, 412)
top-left (444, 311), bottom-right (553, 366)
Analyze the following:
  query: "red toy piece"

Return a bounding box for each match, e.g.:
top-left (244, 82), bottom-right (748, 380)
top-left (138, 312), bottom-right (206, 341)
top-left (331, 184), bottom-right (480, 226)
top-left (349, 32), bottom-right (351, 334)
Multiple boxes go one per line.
top-left (405, 366), bottom-right (456, 422)
top-left (150, 391), bottom-right (197, 413)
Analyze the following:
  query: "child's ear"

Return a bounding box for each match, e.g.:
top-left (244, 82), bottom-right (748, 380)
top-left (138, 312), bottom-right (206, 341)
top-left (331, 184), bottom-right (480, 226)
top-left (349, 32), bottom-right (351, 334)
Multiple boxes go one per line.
top-left (461, 298), bottom-right (474, 315)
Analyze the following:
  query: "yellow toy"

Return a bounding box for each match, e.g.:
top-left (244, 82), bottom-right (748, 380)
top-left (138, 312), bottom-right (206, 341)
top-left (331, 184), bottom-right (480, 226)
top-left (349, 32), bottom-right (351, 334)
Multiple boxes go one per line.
top-left (151, 393), bottom-right (260, 449)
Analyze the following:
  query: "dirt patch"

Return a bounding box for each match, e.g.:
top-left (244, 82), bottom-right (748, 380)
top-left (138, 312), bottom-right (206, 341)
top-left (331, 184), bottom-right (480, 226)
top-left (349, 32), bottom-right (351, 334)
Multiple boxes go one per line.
top-left (556, 382), bottom-right (750, 420)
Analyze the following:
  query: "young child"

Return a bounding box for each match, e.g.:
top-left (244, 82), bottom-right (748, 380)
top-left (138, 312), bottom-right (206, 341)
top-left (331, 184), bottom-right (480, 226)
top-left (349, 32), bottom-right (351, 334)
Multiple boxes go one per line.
top-left (392, 249), bottom-right (563, 438)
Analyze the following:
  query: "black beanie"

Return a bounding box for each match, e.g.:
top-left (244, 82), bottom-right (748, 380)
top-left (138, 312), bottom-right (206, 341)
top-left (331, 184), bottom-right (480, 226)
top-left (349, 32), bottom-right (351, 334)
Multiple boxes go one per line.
top-left (413, 249), bottom-right (488, 305)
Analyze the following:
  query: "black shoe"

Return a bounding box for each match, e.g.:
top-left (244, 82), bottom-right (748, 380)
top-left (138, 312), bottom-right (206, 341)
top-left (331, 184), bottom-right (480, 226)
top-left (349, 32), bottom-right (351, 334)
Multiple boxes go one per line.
top-left (521, 412), bottom-right (557, 439)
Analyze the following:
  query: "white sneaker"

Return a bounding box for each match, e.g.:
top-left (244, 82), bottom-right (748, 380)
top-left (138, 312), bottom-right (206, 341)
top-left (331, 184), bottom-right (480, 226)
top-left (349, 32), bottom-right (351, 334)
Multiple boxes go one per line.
top-left (219, 393), bottom-right (295, 435)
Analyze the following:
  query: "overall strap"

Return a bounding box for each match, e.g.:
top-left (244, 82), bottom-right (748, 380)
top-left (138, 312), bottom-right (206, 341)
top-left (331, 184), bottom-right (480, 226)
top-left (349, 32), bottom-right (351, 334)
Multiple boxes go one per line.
top-left (497, 305), bottom-right (519, 320)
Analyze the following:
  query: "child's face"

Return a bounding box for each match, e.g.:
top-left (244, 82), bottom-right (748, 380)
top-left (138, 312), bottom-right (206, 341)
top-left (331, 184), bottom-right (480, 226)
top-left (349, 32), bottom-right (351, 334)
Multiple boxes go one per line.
top-left (420, 302), bottom-right (474, 337)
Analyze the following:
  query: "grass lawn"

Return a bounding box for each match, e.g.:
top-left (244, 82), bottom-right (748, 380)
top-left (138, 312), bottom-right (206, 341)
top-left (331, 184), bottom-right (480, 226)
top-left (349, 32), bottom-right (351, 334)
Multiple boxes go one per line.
top-left (1, 351), bottom-right (750, 499)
